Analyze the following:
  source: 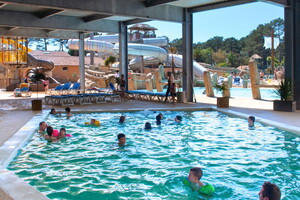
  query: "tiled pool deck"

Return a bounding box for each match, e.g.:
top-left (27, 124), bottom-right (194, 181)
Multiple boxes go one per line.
top-left (0, 90), bottom-right (299, 199)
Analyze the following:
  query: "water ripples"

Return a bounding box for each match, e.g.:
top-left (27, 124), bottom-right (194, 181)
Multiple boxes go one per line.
top-left (8, 111), bottom-right (300, 199)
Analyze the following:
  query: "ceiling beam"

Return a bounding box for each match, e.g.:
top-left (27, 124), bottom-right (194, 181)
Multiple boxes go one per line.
top-left (144, 0), bottom-right (178, 7)
top-left (82, 14), bottom-right (112, 23)
top-left (188, 0), bottom-right (287, 13)
top-left (123, 18), bottom-right (151, 26)
top-left (261, 0), bottom-right (287, 7)
top-left (0, 27), bottom-right (80, 39)
top-left (35, 9), bottom-right (65, 18)
top-left (0, 0), bottom-right (184, 22)
top-left (0, 10), bottom-right (119, 33)
top-left (188, 0), bottom-right (256, 13)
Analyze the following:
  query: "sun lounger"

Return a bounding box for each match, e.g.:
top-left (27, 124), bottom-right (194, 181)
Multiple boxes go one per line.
top-left (45, 95), bottom-right (74, 106)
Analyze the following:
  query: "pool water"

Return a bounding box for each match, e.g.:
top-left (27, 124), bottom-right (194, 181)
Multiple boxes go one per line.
top-left (193, 87), bottom-right (279, 100)
top-left (153, 87), bottom-right (279, 100)
top-left (8, 111), bottom-right (300, 200)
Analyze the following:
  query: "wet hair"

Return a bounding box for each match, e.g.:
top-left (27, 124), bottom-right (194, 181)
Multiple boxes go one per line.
top-left (249, 116), bottom-right (255, 122)
top-left (119, 116), bottom-right (126, 123)
top-left (65, 107), bottom-right (71, 113)
top-left (46, 126), bottom-right (53, 136)
top-left (117, 133), bottom-right (126, 140)
top-left (176, 115), bottom-right (182, 122)
top-left (60, 128), bottom-right (66, 132)
top-left (39, 121), bottom-right (46, 126)
top-left (190, 167), bottom-right (203, 180)
top-left (156, 113), bottom-right (162, 125)
top-left (50, 108), bottom-right (55, 114)
top-left (144, 122), bottom-right (152, 130)
top-left (261, 182), bottom-right (281, 200)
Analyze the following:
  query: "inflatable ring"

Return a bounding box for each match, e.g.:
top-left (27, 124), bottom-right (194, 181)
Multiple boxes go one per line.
top-left (183, 179), bottom-right (215, 196)
top-left (94, 120), bottom-right (100, 126)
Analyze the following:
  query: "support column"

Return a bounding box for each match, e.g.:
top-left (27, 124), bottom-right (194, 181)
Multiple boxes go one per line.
top-left (182, 9), bottom-right (193, 102)
top-left (89, 33), bottom-right (95, 65)
top-left (119, 22), bottom-right (128, 91)
top-left (79, 32), bottom-right (85, 93)
top-left (285, 0), bottom-right (300, 109)
top-left (295, 0), bottom-right (300, 109)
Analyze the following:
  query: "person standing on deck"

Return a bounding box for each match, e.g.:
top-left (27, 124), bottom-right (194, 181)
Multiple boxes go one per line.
top-left (164, 71), bottom-right (174, 102)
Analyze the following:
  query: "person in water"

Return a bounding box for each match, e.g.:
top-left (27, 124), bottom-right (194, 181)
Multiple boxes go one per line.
top-left (44, 126), bottom-right (59, 141)
top-left (156, 113), bottom-right (163, 125)
top-left (258, 182), bottom-right (281, 200)
top-left (188, 167), bottom-right (204, 187)
top-left (65, 107), bottom-right (73, 117)
top-left (175, 115), bottom-right (182, 123)
top-left (38, 121), bottom-right (48, 134)
top-left (85, 119), bottom-right (100, 126)
top-left (50, 108), bottom-right (61, 116)
top-left (248, 116), bottom-right (255, 129)
top-left (117, 133), bottom-right (126, 146)
top-left (119, 115), bottom-right (126, 124)
top-left (144, 122), bottom-right (152, 130)
top-left (59, 128), bottom-right (72, 138)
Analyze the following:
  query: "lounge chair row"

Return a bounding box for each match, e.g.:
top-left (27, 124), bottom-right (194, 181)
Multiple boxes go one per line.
top-left (49, 82), bottom-right (81, 95)
top-left (45, 93), bottom-right (121, 106)
top-left (126, 90), bottom-right (168, 102)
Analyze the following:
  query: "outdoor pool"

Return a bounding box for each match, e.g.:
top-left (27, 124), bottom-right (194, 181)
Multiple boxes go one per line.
top-left (193, 87), bottom-right (278, 100)
top-left (8, 111), bottom-right (299, 199)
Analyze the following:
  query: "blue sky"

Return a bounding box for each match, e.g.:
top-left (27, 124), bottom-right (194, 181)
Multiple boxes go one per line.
top-left (146, 2), bottom-right (284, 43)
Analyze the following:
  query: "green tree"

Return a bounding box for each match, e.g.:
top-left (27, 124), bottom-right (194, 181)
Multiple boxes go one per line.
top-left (203, 36), bottom-right (224, 52)
top-left (212, 49), bottom-right (226, 66)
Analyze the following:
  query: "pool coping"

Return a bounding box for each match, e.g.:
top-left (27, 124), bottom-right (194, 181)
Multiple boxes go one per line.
top-left (0, 106), bottom-right (299, 200)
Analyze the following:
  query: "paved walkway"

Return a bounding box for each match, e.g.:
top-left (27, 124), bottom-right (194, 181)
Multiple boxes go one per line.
top-left (0, 90), bottom-right (299, 199)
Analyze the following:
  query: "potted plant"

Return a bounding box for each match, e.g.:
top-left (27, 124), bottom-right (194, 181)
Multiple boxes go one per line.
top-left (28, 68), bottom-right (46, 110)
top-left (273, 79), bottom-right (296, 112)
top-left (214, 82), bottom-right (229, 108)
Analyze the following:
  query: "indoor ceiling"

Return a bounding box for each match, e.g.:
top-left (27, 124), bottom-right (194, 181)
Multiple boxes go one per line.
top-left (0, 0), bottom-right (286, 39)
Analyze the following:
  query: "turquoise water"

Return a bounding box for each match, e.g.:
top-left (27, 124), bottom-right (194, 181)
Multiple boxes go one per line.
top-left (8, 111), bottom-right (300, 200)
top-left (193, 87), bottom-right (279, 100)
top-left (154, 87), bottom-right (279, 100)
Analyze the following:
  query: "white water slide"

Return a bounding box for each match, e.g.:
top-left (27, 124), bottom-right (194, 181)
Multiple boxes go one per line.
top-left (68, 35), bottom-right (206, 76)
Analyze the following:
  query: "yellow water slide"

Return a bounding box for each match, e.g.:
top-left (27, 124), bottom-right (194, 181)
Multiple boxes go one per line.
top-left (0, 37), bottom-right (31, 64)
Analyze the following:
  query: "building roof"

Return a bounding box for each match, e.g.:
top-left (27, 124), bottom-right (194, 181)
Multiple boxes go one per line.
top-left (29, 51), bottom-right (104, 66)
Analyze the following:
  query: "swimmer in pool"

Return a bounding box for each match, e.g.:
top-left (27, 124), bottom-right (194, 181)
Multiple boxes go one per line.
top-left (188, 167), bottom-right (204, 187)
top-left (144, 122), bottom-right (152, 130)
top-left (117, 133), bottom-right (126, 146)
top-left (175, 115), bottom-right (182, 123)
top-left (59, 128), bottom-right (72, 138)
top-left (156, 113), bottom-right (163, 125)
top-left (44, 126), bottom-right (59, 141)
top-left (119, 115), bottom-right (126, 124)
top-left (258, 182), bottom-right (281, 200)
top-left (38, 121), bottom-right (48, 134)
top-left (50, 108), bottom-right (61, 116)
top-left (65, 107), bottom-right (73, 117)
top-left (248, 116), bottom-right (255, 129)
